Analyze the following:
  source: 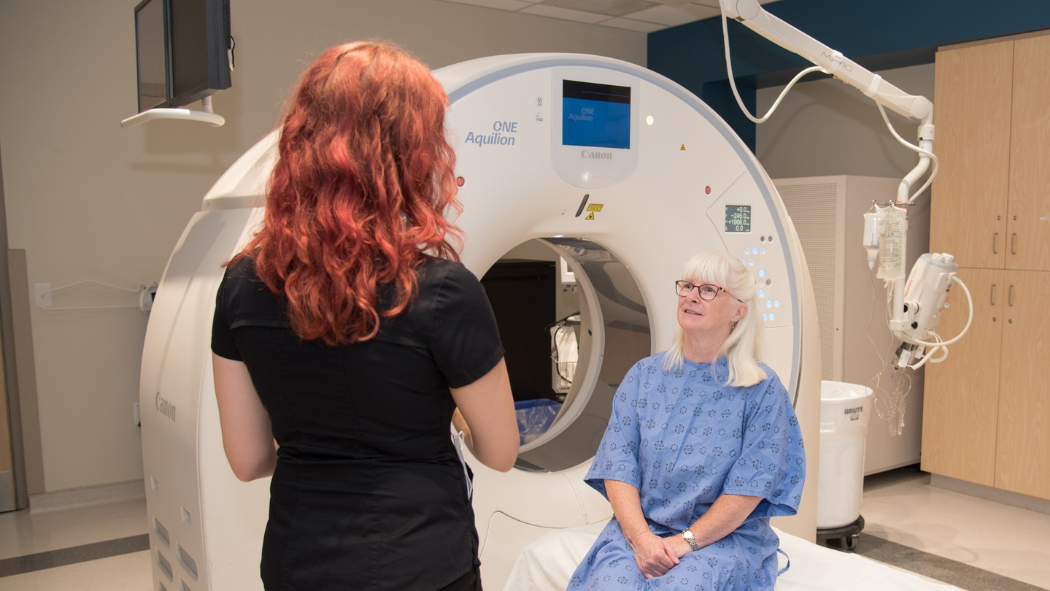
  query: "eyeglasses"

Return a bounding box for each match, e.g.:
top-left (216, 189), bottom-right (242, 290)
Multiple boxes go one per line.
top-left (675, 281), bottom-right (742, 302)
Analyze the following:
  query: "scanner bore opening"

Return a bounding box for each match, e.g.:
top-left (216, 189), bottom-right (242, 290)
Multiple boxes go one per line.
top-left (480, 238), bottom-right (651, 472)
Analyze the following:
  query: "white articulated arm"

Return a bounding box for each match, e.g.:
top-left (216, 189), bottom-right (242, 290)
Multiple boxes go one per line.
top-left (718, 0), bottom-right (969, 368)
top-left (719, 0), bottom-right (936, 204)
top-left (720, 0), bottom-right (932, 125)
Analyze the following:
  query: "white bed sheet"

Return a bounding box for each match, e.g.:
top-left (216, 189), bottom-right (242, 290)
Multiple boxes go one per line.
top-left (503, 522), bottom-right (963, 591)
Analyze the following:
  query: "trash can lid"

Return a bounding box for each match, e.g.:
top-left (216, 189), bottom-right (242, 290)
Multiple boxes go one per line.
top-left (820, 380), bottom-right (873, 402)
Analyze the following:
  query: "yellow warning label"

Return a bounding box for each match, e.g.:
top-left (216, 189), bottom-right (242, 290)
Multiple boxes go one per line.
top-left (585, 213), bottom-right (595, 220)
top-left (680, 144), bottom-right (686, 151)
top-left (586, 203), bottom-right (604, 212)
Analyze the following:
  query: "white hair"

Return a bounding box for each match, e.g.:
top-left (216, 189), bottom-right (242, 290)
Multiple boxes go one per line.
top-left (662, 251), bottom-right (767, 387)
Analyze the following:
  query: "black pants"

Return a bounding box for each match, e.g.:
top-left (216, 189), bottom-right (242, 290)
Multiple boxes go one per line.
top-left (438, 566), bottom-right (482, 591)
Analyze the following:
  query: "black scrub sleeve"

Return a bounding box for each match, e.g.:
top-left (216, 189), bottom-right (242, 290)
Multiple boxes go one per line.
top-left (211, 270), bottom-right (242, 361)
top-left (429, 263), bottom-right (505, 389)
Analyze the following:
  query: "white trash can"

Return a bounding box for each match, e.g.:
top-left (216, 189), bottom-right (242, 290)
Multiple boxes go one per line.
top-left (817, 380), bottom-right (874, 529)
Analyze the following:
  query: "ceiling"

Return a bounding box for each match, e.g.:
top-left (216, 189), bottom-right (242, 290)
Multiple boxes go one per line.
top-left (434, 0), bottom-right (781, 33)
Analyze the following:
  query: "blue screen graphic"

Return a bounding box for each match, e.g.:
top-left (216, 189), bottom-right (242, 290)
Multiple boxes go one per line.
top-left (562, 80), bottom-right (631, 150)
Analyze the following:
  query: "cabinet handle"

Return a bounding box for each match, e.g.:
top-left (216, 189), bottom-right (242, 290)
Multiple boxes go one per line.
top-left (993, 232), bottom-right (998, 254)
top-left (990, 284), bottom-right (996, 305)
top-left (1011, 232), bottom-right (1017, 255)
top-left (1008, 285), bottom-right (1014, 307)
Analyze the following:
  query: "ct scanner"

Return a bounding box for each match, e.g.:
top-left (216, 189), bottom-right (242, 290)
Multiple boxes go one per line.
top-left (139, 53), bottom-right (822, 591)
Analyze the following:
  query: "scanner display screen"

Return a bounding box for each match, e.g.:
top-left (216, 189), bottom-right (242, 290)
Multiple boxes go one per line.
top-left (562, 80), bottom-right (630, 150)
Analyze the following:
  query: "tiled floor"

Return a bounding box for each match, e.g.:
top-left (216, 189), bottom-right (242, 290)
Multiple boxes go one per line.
top-left (0, 499), bottom-right (149, 560)
top-left (858, 467), bottom-right (1050, 591)
top-left (0, 499), bottom-right (151, 590)
top-left (0, 550), bottom-right (151, 591)
top-left (1, 468), bottom-right (1048, 590)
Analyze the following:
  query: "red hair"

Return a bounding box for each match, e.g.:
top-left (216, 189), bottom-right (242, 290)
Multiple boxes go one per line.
top-left (234, 41), bottom-right (462, 345)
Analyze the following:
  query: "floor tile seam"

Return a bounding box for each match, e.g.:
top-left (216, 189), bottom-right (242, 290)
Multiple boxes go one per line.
top-left (0, 534), bottom-right (150, 578)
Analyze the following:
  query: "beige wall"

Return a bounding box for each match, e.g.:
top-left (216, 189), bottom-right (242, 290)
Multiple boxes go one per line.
top-left (0, 0), bottom-right (646, 493)
top-left (756, 63), bottom-right (935, 180)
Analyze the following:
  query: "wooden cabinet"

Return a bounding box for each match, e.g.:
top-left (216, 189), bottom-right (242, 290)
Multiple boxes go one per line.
top-left (1007, 36), bottom-right (1050, 272)
top-left (922, 269), bottom-right (1002, 486)
top-left (929, 41), bottom-right (1012, 269)
top-left (924, 33), bottom-right (1050, 502)
top-left (996, 271), bottom-right (1050, 499)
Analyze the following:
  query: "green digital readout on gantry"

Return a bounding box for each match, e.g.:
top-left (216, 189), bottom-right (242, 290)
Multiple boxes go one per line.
top-left (725, 205), bottom-right (751, 233)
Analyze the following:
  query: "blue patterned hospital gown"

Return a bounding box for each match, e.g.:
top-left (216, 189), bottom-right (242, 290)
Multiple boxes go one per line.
top-left (567, 353), bottom-right (806, 591)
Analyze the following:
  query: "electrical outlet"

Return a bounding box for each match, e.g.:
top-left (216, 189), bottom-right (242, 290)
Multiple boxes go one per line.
top-left (35, 283), bottom-right (52, 308)
top-left (133, 402), bottom-right (141, 427)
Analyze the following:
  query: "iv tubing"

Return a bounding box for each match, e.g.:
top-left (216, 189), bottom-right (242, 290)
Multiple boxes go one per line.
top-left (720, 3), bottom-right (826, 124)
top-left (911, 335), bottom-right (950, 370)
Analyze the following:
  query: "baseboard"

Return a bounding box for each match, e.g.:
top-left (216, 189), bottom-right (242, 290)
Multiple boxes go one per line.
top-left (29, 480), bottom-right (145, 513)
top-left (929, 474), bottom-right (1050, 516)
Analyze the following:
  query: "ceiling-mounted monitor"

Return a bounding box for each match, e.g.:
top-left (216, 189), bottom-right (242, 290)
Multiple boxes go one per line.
top-left (132, 0), bottom-right (231, 113)
top-left (169, 0), bottom-right (231, 107)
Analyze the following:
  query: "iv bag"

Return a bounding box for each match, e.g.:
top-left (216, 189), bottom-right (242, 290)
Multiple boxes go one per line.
top-left (876, 206), bottom-right (906, 282)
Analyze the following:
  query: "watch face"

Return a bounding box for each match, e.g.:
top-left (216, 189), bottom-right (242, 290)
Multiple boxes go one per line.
top-left (682, 530), bottom-right (699, 550)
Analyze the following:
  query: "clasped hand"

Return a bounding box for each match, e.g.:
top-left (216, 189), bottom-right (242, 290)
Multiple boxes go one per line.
top-left (628, 531), bottom-right (692, 579)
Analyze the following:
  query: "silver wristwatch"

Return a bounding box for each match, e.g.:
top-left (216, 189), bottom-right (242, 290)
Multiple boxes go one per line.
top-left (681, 528), bottom-right (699, 552)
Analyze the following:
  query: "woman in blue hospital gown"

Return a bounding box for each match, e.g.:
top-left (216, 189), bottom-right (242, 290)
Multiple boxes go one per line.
top-left (567, 251), bottom-right (805, 591)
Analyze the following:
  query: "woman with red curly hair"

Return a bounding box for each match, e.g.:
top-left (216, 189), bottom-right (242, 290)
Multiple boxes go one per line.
top-left (211, 41), bottom-right (518, 591)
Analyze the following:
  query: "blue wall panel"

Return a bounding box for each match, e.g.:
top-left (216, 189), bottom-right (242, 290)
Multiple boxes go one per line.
top-left (650, 0), bottom-right (1050, 150)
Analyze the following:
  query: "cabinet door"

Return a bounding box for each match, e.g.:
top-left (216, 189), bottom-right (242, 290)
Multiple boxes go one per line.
top-left (931, 42), bottom-right (1013, 269)
top-left (995, 271), bottom-right (1050, 499)
top-left (921, 268), bottom-right (1004, 485)
top-left (1007, 35), bottom-right (1050, 272)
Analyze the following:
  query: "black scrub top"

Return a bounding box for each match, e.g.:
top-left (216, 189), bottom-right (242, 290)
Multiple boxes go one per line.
top-left (212, 255), bottom-right (504, 591)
